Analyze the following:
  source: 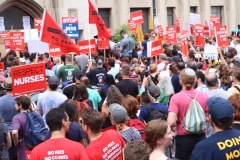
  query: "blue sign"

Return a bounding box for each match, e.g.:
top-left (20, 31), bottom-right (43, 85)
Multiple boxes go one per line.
top-left (62, 23), bottom-right (79, 39)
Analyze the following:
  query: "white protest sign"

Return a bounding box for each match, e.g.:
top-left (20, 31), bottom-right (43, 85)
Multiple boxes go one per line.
top-left (22, 16), bottom-right (31, 30)
top-left (204, 44), bottom-right (218, 60)
top-left (0, 17), bottom-right (5, 32)
top-left (190, 13), bottom-right (200, 25)
top-left (147, 41), bottom-right (152, 57)
top-left (27, 40), bottom-right (49, 54)
top-left (21, 29), bottom-right (38, 43)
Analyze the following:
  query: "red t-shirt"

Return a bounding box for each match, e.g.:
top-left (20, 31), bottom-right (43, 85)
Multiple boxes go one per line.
top-left (30, 138), bottom-right (89, 160)
top-left (86, 130), bottom-right (125, 160)
top-left (168, 89), bottom-right (209, 135)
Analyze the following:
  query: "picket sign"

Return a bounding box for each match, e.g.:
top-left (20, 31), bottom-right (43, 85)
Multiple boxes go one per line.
top-left (204, 44), bottom-right (218, 60)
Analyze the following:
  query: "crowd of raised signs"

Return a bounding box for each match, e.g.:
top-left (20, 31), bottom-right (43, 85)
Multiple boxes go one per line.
top-left (0, 28), bottom-right (240, 160)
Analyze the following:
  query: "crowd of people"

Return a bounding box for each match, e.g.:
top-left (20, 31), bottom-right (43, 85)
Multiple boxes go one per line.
top-left (0, 28), bottom-right (239, 160)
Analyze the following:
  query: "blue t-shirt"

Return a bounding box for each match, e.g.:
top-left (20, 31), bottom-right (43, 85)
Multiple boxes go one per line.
top-left (66, 122), bottom-right (84, 142)
top-left (139, 102), bottom-right (168, 123)
top-left (141, 40), bottom-right (148, 57)
top-left (171, 73), bottom-right (182, 93)
top-left (191, 128), bottom-right (240, 160)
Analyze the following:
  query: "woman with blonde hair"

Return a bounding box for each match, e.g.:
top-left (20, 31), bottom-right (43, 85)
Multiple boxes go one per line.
top-left (145, 119), bottom-right (174, 160)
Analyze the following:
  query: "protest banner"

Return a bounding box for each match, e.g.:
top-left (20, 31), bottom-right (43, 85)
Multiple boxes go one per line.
top-left (98, 39), bottom-right (110, 50)
top-left (204, 44), bottom-right (218, 60)
top-left (174, 19), bottom-right (181, 33)
top-left (4, 39), bottom-right (10, 48)
top-left (166, 26), bottom-right (177, 44)
top-left (157, 25), bottom-right (164, 40)
top-left (34, 18), bottom-right (42, 32)
top-left (147, 40), bottom-right (162, 57)
top-left (25, 151), bottom-right (31, 160)
top-left (181, 30), bottom-right (189, 56)
top-left (62, 17), bottom-right (79, 39)
top-left (195, 24), bottom-right (204, 47)
top-left (210, 16), bottom-right (220, 37)
top-left (190, 13), bottom-right (200, 25)
top-left (107, 28), bottom-right (112, 37)
top-left (27, 40), bottom-right (49, 54)
top-left (128, 20), bottom-right (136, 32)
top-left (11, 63), bottom-right (46, 96)
top-left (22, 29), bottom-right (38, 43)
top-left (41, 11), bottom-right (81, 54)
top-left (0, 33), bottom-right (8, 38)
top-left (131, 10), bottom-right (144, 24)
top-left (49, 44), bottom-right (64, 57)
top-left (9, 32), bottom-right (25, 50)
top-left (0, 17), bottom-right (5, 32)
top-left (22, 16), bottom-right (31, 30)
top-left (0, 62), bottom-right (4, 70)
top-left (215, 26), bottom-right (228, 48)
top-left (78, 39), bottom-right (97, 54)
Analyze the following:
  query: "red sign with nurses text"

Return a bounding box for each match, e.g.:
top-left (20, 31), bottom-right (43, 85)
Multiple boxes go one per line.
top-left (131, 10), bottom-right (144, 24)
top-left (9, 32), bottom-right (25, 50)
top-left (166, 26), bottom-right (177, 44)
top-left (210, 16), bottom-right (220, 37)
top-left (216, 26), bottom-right (228, 48)
top-left (181, 30), bottom-right (189, 56)
top-left (34, 18), bottom-right (42, 32)
top-left (11, 63), bottom-right (46, 96)
top-left (151, 40), bottom-right (162, 57)
top-left (4, 39), bottom-right (10, 48)
top-left (98, 39), bottom-right (109, 50)
top-left (195, 24), bottom-right (204, 47)
top-left (78, 39), bottom-right (97, 54)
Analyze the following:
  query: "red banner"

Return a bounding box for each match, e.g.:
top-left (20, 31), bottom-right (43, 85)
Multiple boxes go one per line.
top-left (11, 63), bottom-right (46, 96)
top-left (204, 26), bottom-right (209, 37)
top-left (0, 62), bottom-right (4, 71)
top-left (9, 32), bottom-right (25, 50)
top-left (4, 39), bottom-right (10, 49)
top-left (181, 30), bottom-right (189, 56)
top-left (190, 24), bottom-right (195, 35)
top-left (151, 40), bottom-right (162, 57)
top-left (157, 25), bottom-right (164, 40)
top-left (166, 26), bottom-right (177, 44)
top-left (34, 18), bottom-right (42, 32)
top-left (128, 20), bottom-right (136, 32)
top-left (210, 16), bottom-right (220, 37)
top-left (49, 44), bottom-right (64, 57)
top-left (25, 151), bottom-right (31, 160)
top-left (78, 39), bottom-right (97, 54)
top-left (216, 26), bottom-right (228, 48)
top-left (0, 33), bottom-right (8, 38)
top-left (98, 39), bottom-right (109, 50)
top-left (131, 10), bottom-right (144, 24)
top-left (195, 24), bottom-right (204, 47)
top-left (41, 11), bottom-right (81, 54)
top-left (174, 19), bottom-right (181, 33)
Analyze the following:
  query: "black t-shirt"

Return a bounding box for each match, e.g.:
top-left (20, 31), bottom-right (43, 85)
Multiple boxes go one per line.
top-left (115, 79), bottom-right (139, 97)
top-left (63, 84), bottom-right (75, 99)
top-left (140, 69), bottom-right (146, 83)
top-left (86, 68), bottom-right (106, 87)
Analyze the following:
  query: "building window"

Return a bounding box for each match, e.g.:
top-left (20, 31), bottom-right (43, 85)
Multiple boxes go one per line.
top-left (167, 7), bottom-right (175, 26)
top-left (98, 9), bottom-right (110, 28)
top-left (211, 6), bottom-right (223, 24)
top-left (190, 7), bottom-right (197, 13)
top-left (130, 8), bottom-right (149, 33)
top-left (68, 8), bottom-right (78, 17)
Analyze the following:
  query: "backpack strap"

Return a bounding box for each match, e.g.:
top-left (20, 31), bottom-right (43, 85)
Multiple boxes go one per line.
top-left (181, 91), bottom-right (199, 100)
top-left (234, 86), bottom-right (240, 93)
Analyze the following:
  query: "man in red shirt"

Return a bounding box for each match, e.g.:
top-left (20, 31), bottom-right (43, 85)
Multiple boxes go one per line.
top-left (30, 108), bottom-right (88, 160)
top-left (82, 108), bottom-right (125, 160)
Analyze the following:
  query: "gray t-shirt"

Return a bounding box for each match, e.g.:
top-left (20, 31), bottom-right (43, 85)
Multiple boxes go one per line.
top-left (119, 37), bottom-right (135, 56)
top-left (206, 88), bottom-right (232, 100)
top-left (36, 90), bottom-right (67, 123)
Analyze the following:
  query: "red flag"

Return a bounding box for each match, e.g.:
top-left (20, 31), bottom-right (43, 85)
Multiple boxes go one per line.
top-left (88, 0), bottom-right (111, 39)
top-left (40, 11), bottom-right (81, 54)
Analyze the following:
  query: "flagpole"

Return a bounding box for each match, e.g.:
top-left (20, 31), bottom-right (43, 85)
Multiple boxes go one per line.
top-left (35, 9), bottom-right (46, 63)
top-left (87, 0), bottom-right (92, 61)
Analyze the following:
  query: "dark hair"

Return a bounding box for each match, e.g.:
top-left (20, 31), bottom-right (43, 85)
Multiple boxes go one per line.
top-left (29, 53), bottom-right (36, 62)
top-left (61, 54), bottom-right (66, 64)
top-left (169, 64), bottom-right (177, 75)
top-left (141, 56), bottom-right (148, 65)
top-left (140, 91), bottom-right (151, 105)
top-left (196, 71), bottom-right (205, 83)
top-left (172, 49), bottom-right (178, 56)
top-left (82, 108), bottom-right (103, 133)
top-left (124, 141), bottom-right (150, 160)
top-left (186, 62), bottom-right (197, 71)
top-left (15, 96), bottom-right (31, 110)
top-left (46, 108), bottom-right (67, 132)
top-left (115, 73), bottom-right (122, 82)
top-left (144, 33), bottom-right (149, 40)
top-left (233, 69), bottom-right (240, 81)
top-left (73, 70), bottom-right (84, 82)
top-left (73, 83), bottom-right (88, 101)
top-left (23, 52), bottom-right (30, 58)
top-left (177, 62), bottom-right (185, 71)
top-left (108, 58), bottom-right (115, 67)
top-left (120, 30), bottom-right (126, 35)
top-left (211, 117), bottom-right (233, 130)
top-left (59, 100), bottom-right (79, 122)
top-left (148, 29), bottom-right (154, 34)
top-left (122, 95), bottom-right (139, 117)
top-left (206, 73), bottom-right (218, 87)
top-left (44, 52), bottom-right (50, 59)
top-left (229, 94), bottom-right (240, 121)
top-left (113, 52), bottom-right (120, 59)
top-left (106, 85), bottom-right (123, 105)
top-left (106, 74), bottom-right (115, 85)
top-left (189, 51), bottom-right (195, 61)
top-left (48, 82), bottom-right (58, 91)
top-left (164, 49), bottom-right (172, 57)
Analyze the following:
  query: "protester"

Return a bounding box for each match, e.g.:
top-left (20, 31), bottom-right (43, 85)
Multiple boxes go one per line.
top-left (30, 108), bottom-right (89, 159)
top-left (124, 140), bottom-right (150, 160)
top-left (51, 57), bottom-right (63, 75)
top-left (107, 58), bottom-right (119, 79)
top-left (75, 54), bottom-right (88, 71)
top-left (168, 68), bottom-right (209, 160)
top-left (118, 29), bottom-right (135, 58)
top-left (145, 119), bottom-right (174, 160)
top-left (141, 33), bottom-right (149, 57)
top-left (12, 96), bottom-right (32, 160)
top-left (36, 76), bottom-right (67, 123)
top-left (0, 115), bottom-right (11, 160)
top-left (228, 69), bottom-right (240, 93)
top-left (195, 71), bottom-right (209, 92)
top-left (191, 97), bottom-right (240, 160)
top-left (99, 74), bottom-right (115, 103)
top-left (228, 94), bottom-right (240, 130)
top-left (82, 108), bottom-right (125, 159)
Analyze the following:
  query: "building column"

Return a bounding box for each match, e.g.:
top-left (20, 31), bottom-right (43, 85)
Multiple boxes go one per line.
top-left (199, 0), bottom-right (211, 24)
top-left (156, 0), bottom-right (167, 31)
top-left (177, 0), bottom-right (190, 31)
top-left (227, 0), bottom-right (237, 33)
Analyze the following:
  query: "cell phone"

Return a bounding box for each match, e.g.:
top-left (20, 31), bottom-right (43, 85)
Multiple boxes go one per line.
top-left (145, 70), bottom-right (149, 77)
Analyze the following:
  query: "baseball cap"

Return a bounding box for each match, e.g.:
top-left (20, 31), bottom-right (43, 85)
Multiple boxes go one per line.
top-left (109, 103), bottom-right (128, 123)
top-left (163, 43), bottom-right (169, 48)
top-left (148, 85), bottom-right (160, 98)
top-left (96, 58), bottom-right (103, 68)
top-left (159, 54), bottom-right (167, 60)
top-left (211, 60), bottom-right (218, 67)
top-left (207, 97), bottom-right (234, 121)
top-left (48, 76), bottom-right (59, 86)
top-left (171, 56), bottom-right (181, 63)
